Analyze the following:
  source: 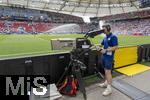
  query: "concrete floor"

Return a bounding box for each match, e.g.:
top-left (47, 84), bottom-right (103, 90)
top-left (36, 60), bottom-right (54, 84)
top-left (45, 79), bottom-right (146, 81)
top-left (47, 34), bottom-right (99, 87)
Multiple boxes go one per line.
top-left (59, 67), bottom-right (150, 100)
top-left (33, 63), bottom-right (150, 100)
top-left (31, 76), bottom-right (131, 100)
top-left (60, 82), bottom-right (131, 100)
top-left (122, 70), bottom-right (150, 94)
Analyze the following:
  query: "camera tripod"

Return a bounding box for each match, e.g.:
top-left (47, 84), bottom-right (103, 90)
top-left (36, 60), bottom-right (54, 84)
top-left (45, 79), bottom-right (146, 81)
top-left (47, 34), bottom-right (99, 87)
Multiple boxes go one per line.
top-left (56, 29), bottom-right (105, 100)
top-left (56, 49), bottom-right (88, 100)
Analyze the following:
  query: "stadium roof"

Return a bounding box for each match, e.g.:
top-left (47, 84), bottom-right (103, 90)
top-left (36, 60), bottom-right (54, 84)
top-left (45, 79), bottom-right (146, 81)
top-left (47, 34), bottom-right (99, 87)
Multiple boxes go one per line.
top-left (0, 0), bottom-right (149, 17)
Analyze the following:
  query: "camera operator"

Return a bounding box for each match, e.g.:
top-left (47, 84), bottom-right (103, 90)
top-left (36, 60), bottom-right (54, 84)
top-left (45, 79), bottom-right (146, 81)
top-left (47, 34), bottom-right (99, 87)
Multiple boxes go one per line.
top-left (96, 24), bottom-right (118, 96)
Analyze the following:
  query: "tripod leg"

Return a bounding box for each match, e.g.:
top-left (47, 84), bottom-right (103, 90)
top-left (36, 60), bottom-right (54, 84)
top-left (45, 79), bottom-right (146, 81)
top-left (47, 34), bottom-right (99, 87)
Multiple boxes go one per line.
top-left (74, 68), bottom-right (87, 100)
top-left (94, 67), bottom-right (104, 79)
top-left (56, 61), bottom-right (72, 86)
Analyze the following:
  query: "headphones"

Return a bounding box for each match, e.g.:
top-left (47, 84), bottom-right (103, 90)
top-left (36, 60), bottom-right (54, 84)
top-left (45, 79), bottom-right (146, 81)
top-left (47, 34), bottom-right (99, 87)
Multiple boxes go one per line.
top-left (102, 24), bottom-right (111, 31)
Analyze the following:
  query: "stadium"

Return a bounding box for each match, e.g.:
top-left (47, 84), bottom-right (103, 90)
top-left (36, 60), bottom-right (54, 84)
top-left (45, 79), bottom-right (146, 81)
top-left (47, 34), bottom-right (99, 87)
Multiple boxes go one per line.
top-left (0, 0), bottom-right (150, 100)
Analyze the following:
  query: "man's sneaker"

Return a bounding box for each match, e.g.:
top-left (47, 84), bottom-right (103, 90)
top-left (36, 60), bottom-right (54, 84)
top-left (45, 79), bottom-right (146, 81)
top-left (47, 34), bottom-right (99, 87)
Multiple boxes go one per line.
top-left (98, 83), bottom-right (107, 88)
top-left (98, 82), bottom-right (107, 88)
top-left (102, 85), bottom-right (112, 96)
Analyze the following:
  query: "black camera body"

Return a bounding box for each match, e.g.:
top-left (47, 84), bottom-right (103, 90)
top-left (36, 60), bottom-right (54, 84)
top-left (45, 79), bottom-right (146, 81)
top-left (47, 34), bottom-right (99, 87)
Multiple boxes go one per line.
top-left (70, 29), bottom-right (104, 70)
top-left (70, 38), bottom-right (92, 70)
top-left (70, 38), bottom-right (92, 58)
top-left (76, 38), bottom-right (92, 49)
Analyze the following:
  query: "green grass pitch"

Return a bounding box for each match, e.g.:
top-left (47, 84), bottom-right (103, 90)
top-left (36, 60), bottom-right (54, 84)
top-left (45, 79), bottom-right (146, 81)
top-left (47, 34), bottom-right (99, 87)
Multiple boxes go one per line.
top-left (0, 34), bottom-right (150, 59)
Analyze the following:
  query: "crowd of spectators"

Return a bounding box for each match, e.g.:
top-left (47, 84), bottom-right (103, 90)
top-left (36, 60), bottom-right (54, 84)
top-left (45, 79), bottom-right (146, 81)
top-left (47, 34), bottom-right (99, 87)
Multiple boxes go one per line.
top-left (0, 6), bottom-right (88, 34)
top-left (0, 6), bottom-right (84, 24)
top-left (97, 9), bottom-right (150, 36)
top-left (110, 18), bottom-right (150, 36)
top-left (0, 20), bottom-right (90, 34)
top-left (48, 12), bottom-right (84, 23)
top-left (99, 9), bottom-right (150, 21)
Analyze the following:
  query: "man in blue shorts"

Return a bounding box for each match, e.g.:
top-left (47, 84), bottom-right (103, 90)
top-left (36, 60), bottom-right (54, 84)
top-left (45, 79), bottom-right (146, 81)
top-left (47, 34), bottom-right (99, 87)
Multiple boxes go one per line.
top-left (98, 24), bottom-right (118, 96)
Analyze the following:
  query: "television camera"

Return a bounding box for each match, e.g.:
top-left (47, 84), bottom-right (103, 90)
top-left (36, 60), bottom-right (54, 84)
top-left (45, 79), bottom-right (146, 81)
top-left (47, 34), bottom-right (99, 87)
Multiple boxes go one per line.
top-left (71, 29), bottom-right (104, 62)
top-left (57, 29), bottom-right (104, 100)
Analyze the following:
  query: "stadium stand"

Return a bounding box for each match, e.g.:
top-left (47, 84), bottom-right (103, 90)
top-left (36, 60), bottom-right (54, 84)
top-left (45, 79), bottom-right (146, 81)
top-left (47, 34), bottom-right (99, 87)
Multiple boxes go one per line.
top-left (96, 10), bottom-right (150, 36)
top-left (0, 6), bottom-right (90, 34)
top-left (110, 18), bottom-right (150, 36)
top-left (0, 20), bottom-right (92, 34)
top-left (0, 6), bottom-right (84, 23)
top-left (99, 9), bottom-right (150, 21)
